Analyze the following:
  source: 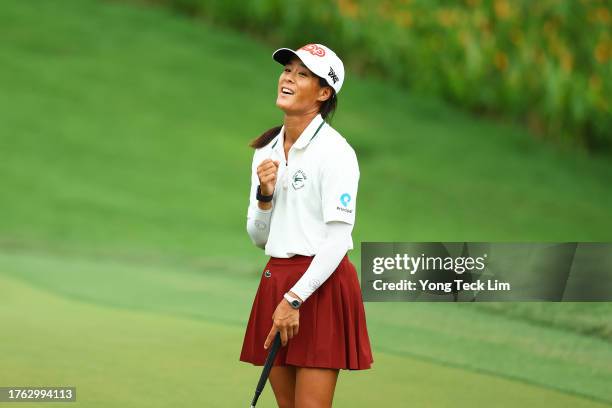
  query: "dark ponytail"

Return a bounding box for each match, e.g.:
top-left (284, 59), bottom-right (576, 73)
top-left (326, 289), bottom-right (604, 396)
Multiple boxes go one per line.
top-left (249, 77), bottom-right (338, 149)
top-left (249, 125), bottom-right (283, 149)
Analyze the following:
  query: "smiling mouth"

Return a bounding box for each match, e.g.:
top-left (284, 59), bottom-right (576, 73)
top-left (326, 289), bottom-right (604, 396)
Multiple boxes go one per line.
top-left (281, 87), bottom-right (295, 95)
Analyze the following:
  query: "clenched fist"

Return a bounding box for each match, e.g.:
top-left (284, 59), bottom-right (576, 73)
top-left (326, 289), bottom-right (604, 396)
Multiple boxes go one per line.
top-left (257, 159), bottom-right (280, 196)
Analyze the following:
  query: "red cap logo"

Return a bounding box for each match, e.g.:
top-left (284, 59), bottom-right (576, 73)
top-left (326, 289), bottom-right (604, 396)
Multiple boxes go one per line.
top-left (300, 44), bottom-right (326, 57)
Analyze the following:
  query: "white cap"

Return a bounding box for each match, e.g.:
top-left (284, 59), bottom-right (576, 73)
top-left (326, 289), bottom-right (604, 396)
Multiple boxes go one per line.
top-left (273, 44), bottom-right (345, 94)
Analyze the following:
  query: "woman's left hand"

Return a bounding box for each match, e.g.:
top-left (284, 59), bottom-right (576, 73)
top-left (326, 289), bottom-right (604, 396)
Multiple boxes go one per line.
top-left (264, 295), bottom-right (300, 349)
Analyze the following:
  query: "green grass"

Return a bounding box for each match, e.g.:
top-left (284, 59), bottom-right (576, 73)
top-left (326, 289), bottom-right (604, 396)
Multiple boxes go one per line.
top-left (1, 0), bottom-right (611, 256)
top-left (1, 250), bottom-right (611, 407)
top-left (1, 0), bottom-right (611, 406)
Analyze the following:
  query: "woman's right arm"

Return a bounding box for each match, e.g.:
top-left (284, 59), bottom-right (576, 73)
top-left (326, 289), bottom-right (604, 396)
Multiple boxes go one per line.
top-left (246, 208), bottom-right (272, 249)
top-left (246, 155), bottom-right (279, 249)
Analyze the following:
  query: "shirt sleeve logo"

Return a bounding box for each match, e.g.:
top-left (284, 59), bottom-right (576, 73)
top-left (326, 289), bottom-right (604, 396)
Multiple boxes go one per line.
top-left (337, 193), bottom-right (354, 214)
top-left (291, 169), bottom-right (307, 190)
top-left (340, 193), bottom-right (351, 207)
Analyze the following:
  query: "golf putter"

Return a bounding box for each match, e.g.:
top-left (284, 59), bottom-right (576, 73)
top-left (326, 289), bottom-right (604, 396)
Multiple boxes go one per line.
top-left (250, 331), bottom-right (282, 407)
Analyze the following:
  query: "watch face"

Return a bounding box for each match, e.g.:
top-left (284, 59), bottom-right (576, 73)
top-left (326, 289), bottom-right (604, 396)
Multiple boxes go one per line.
top-left (291, 300), bottom-right (300, 308)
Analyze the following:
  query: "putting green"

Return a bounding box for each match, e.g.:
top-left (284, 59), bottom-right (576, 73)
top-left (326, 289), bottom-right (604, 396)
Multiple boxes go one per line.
top-left (1, 250), bottom-right (610, 407)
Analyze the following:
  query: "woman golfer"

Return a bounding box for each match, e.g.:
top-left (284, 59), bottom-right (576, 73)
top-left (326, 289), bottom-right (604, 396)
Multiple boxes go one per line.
top-left (240, 43), bottom-right (373, 407)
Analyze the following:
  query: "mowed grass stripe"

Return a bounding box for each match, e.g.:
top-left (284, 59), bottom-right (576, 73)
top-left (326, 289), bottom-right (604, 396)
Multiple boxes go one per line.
top-left (1, 272), bottom-right (610, 408)
top-left (1, 249), bottom-right (610, 404)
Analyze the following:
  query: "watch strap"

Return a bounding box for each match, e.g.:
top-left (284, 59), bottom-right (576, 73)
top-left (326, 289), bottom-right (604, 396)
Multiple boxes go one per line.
top-left (283, 292), bottom-right (302, 309)
top-left (256, 185), bottom-right (274, 202)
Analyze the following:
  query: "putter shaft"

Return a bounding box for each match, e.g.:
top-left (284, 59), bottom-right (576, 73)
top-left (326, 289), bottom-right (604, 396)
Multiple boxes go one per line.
top-left (250, 332), bottom-right (282, 407)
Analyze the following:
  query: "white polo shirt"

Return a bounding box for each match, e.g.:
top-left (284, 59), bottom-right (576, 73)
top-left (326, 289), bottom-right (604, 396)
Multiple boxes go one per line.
top-left (247, 114), bottom-right (359, 258)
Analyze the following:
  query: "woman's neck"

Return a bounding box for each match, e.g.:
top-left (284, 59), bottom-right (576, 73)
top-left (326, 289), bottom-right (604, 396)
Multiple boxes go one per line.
top-left (283, 110), bottom-right (319, 144)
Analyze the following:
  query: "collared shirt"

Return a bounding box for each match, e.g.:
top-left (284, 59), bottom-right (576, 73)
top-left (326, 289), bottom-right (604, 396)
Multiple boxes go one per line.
top-left (247, 114), bottom-right (359, 258)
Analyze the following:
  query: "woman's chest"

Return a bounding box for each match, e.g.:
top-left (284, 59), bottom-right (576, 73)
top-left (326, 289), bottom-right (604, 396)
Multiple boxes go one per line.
top-left (275, 149), bottom-right (323, 204)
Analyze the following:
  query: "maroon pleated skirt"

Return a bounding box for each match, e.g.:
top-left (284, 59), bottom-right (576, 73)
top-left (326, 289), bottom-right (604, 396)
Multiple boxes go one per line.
top-left (239, 254), bottom-right (373, 370)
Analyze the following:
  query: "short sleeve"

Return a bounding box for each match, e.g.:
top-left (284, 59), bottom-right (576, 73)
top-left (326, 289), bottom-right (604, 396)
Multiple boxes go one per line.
top-left (321, 145), bottom-right (360, 224)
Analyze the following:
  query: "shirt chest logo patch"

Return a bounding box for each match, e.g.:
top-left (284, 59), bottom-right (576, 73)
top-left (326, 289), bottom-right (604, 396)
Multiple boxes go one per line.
top-left (291, 169), bottom-right (307, 190)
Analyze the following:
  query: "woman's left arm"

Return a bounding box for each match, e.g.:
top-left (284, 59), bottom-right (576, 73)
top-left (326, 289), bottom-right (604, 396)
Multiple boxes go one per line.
top-left (288, 221), bottom-right (353, 302)
top-left (288, 143), bottom-right (360, 302)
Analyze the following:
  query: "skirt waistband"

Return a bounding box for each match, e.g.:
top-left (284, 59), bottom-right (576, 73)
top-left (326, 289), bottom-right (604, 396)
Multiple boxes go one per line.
top-left (268, 255), bottom-right (315, 265)
top-left (267, 254), bottom-right (348, 266)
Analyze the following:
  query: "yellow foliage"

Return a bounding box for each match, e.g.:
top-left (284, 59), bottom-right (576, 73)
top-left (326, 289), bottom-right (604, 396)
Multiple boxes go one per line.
top-left (589, 7), bottom-right (611, 23)
top-left (338, 0), bottom-right (359, 18)
top-left (494, 0), bottom-right (513, 20)
top-left (589, 74), bottom-right (602, 91)
top-left (394, 10), bottom-right (413, 28)
top-left (594, 41), bottom-right (610, 63)
top-left (458, 30), bottom-right (470, 47)
top-left (560, 51), bottom-right (574, 73)
top-left (437, 8), bottom-right (460, 28)
top-left (377, 1), bottom-right (392, 19)
top-left (595, 7), bottom-right (610, 23)
top-left (543, 20), bottom-right (557, 36)
top-left (494, 51), bottom-right (509, 71)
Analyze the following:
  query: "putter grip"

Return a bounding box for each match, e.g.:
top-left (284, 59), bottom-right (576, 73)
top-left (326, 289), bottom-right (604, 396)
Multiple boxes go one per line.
top-left (250, 332), bottom-right (281, 407)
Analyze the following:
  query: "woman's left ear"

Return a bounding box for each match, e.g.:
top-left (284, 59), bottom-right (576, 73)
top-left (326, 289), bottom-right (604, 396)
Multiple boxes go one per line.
top-left (317, 86), bottom-right (332, 102)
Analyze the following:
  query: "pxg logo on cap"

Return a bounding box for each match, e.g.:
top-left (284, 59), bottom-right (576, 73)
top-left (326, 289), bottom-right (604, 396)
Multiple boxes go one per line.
top-left (272, 43), bottom-right (345, 94)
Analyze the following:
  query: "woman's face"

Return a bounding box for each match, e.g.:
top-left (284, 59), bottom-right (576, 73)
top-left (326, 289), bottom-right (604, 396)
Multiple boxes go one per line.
top-left (276, 57), bottom-right (331, 115)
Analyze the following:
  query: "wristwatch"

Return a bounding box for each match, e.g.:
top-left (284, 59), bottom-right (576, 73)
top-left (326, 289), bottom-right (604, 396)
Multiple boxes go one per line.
top-left (283, 292), bottom-right (302, 309)
top-left (256, 185), bottom-right (274, 202)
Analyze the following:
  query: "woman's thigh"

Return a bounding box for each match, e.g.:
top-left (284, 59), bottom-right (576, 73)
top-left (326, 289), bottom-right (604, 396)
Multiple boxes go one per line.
top-left (295, 367), bottom-right (339, 408)
top-left (269, 365), bottom-right (297, 408)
